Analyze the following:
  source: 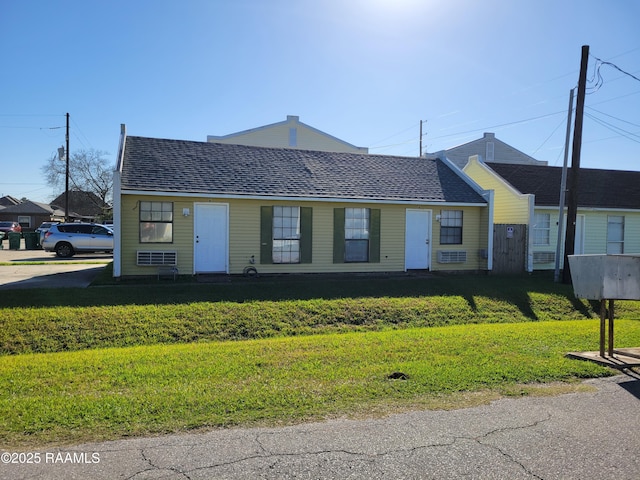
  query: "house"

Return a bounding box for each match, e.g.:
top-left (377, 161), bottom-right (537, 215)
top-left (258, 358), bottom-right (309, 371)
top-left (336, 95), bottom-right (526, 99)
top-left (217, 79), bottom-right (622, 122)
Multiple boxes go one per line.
top-left (428, 132), bottom-right (548, 169)
top-left (0, 200), bottom-right (66, 231)
top-left (207, 115), bottom-right (369, 154)
top-left (0, 195), bottom-right (21, 208)
top-left (51, 190), bottom-right (111, 222)
top-left (113, 126), bottom-right (493, 278)
top-left (463, 156), bottom-right (640, 272)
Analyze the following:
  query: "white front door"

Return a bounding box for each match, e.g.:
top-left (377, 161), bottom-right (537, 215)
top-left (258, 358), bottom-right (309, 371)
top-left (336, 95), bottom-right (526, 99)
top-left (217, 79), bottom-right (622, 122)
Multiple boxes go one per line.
top-left (194, 203), bottom-right (228, 273)
top-left (405, 209), bottom-right (431, 270)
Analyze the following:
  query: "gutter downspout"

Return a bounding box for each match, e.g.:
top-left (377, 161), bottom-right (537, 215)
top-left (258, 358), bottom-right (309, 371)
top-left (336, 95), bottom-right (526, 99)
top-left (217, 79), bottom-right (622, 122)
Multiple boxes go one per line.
top-left (112, 124), bottom-right (126, 278)
top-left (484, 189), bottom-right (494, 272)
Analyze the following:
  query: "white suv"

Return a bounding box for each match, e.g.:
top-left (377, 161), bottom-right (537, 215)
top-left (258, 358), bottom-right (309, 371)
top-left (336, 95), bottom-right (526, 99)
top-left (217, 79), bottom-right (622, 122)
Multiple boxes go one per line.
top-left (42, 223), bottom-right (114, 258)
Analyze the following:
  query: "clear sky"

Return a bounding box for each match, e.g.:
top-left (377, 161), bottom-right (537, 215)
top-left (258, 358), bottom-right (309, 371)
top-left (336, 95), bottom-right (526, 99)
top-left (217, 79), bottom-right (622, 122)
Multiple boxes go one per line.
top-left (1, 0), bottom-right (639, 203)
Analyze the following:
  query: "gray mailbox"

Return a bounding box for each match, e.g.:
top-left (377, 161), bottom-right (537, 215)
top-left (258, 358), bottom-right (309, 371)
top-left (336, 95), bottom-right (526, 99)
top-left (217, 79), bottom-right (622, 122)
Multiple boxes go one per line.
top-left (568, 254), bottom-right (640, 359)
top-left (568, 254), bottom-right (640, 301)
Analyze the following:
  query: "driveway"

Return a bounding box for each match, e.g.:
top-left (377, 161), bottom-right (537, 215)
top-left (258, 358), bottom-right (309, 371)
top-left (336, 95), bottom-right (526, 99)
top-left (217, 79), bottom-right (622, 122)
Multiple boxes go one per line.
top-left (0, 241), bottom-right (109, 290)
top-left (1, 374), bottom-right (638, 479)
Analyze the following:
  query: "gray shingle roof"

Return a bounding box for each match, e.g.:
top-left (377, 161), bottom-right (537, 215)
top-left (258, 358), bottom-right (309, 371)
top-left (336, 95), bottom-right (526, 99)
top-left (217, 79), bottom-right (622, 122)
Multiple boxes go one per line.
top-left (487, 163), bottom-right (640, 209)
top-left (120, 136), bottom-right (487, 204)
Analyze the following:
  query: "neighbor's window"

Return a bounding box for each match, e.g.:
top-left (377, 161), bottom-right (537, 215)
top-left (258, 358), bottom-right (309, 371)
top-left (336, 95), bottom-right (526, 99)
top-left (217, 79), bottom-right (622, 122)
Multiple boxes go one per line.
top-left (440, 210), bottom-right (463, 244)
top-left (140, 201), bottom-right (173, 243)
top-left (533, 213), bottom-right (551, 245)
top-left (607, 215), bottom-right (624, 254)
top-left (273, 206), bottom-right (300, 263)
top-left (345, 207), bottom-right (369, 262)
top-left (17, 216), bottom-right (31, 228)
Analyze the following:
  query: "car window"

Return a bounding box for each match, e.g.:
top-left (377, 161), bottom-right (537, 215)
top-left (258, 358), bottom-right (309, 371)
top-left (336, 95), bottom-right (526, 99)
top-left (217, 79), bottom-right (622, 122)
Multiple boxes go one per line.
top-left (92, 226), bottom-right (111, 235)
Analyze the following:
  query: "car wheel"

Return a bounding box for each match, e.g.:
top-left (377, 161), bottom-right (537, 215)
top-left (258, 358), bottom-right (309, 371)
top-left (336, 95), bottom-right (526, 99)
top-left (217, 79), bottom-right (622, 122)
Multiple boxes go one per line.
top-left (55, 242), bottom-right (74, 258)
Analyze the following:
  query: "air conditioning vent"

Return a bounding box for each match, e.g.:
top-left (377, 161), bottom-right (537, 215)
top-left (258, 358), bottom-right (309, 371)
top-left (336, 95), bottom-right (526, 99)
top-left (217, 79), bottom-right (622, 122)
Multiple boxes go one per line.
top-left (437, 250), bottom-right (467, 264)
top-left (137, 251), bottom-right (177, 266)
top-left (533, 251), bottom-right (555, 264)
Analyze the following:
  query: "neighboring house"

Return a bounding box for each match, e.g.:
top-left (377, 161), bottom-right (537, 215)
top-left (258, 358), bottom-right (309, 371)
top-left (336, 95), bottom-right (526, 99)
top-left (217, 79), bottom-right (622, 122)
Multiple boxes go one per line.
top-left (0, 200), bottom-right (66, 231)
top-left (428, 132), bottom-right (548, 169)
top-left (463, 156), bottom-right (640, 272)
top-left (51, 190), bottom-right (110, 222)
top-left (207, 115), bottom-right (369, 154)
top-left (0, 195), bottom-right (21, 208)
top-left (113, 127), bottom-right (493, 278)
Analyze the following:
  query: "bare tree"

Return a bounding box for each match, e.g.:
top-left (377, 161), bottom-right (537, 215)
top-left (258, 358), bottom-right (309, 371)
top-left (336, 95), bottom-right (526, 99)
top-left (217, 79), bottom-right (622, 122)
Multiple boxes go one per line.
top-left (41, 149), bottom-right (113, 207)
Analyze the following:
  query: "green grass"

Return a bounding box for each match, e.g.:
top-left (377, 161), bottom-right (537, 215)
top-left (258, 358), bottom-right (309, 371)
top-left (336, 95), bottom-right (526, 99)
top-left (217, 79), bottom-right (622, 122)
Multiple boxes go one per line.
top-left (3, 273), bottom-right (638, 355)
top-left (1, 272), bottom-right (639, 448)
top-left (3, 320), bottom-right (637, 447)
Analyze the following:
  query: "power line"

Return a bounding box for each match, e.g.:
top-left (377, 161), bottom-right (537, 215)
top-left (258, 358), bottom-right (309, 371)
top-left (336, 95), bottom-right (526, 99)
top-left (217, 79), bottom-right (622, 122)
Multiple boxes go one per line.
top-left (585, 112), bottom-right (640, 144)
top-left (590, 54), bottom-right (640, 84)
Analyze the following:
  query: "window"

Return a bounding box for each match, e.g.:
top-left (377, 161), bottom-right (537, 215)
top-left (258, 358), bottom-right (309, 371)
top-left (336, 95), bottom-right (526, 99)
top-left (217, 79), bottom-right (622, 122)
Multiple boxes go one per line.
top-left (533, 213), bottom-right (551, 246)
top-left (260, 206), bottom-right (312, 264)
top-left (486, 142), bottom-right (495, 162)
top-left (17, 216), bottom-right (31, 228)
top-left (440, 210), bottom-right (463, 245)
top-left (140, 201), bottom-right (173, 243)
top-left (345, 208), bottom-right (370, 262)
top-left (272, 206), bottom-right (300, 263)
top-left (333, 208), bottom-right (381, 264)
top-left (607, 215), bottom-right (624, 254)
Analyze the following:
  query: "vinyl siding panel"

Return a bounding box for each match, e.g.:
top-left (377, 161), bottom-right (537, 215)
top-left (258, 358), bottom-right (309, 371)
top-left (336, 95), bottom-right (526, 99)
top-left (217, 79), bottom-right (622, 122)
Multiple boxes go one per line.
top-left (464, 159), bottom-right (532, 224)
top-left (119, 194), bottom-right (489, 276)
top-left (120, 195), bottom-right (195, 277)
top-left (432, 205), bottom-right (487, 272)
top-left (530, 208), bottom-right (640, 270)
top-left (210, 120), bottom-right (365, 153)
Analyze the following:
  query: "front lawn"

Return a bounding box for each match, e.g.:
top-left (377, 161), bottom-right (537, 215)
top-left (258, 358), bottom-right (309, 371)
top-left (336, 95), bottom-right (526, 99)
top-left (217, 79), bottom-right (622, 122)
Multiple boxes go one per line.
top-left (1, 273), bottom-right (638, 448)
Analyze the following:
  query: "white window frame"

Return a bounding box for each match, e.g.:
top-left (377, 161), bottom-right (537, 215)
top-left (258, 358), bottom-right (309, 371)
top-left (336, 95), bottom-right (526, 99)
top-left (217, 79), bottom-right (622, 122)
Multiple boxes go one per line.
top-left (533, 213), bottom-right (551, 246)
top-left (607, 215), bottom-right (624, 254)
top-left (140, 201), bottom-right (173, 243)
top-left (273, 206), bottom-right (300, 264)
top-left (440, 210), bottom-right (463, 245)
top-left (345, 207), bottom-right (369, 262)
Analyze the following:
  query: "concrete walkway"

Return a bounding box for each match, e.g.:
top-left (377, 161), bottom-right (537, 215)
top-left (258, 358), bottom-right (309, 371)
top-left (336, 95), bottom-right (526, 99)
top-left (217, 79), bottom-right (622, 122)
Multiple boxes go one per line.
top-left (0, 241), bottom-right (109, 290)
top-left (2, 374), bottom-right (639, 480)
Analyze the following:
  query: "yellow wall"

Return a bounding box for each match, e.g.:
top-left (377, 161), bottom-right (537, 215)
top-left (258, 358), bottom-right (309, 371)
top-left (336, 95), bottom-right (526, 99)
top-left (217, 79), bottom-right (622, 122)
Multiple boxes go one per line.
top-left (210, 117), bottom-right (366, 153)
top-left (464, 158), bottom-right (531, 224)
top-left (119, 195), bottom-right (488, 276)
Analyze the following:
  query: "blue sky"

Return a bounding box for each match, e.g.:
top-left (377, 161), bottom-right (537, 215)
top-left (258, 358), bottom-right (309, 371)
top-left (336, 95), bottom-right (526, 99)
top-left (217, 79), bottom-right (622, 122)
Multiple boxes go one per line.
top-left (1, 0), bottom-right (639, 203)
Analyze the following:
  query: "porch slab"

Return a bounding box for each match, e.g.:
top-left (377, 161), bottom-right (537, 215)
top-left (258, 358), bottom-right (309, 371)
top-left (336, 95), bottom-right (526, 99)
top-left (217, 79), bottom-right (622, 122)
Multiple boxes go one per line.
top-left (566, 347), bottom-right (640, 369)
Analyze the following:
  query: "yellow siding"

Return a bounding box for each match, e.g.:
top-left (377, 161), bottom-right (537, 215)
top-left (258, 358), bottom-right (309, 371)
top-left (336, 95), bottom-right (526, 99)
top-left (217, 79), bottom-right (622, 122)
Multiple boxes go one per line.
top-left (212, 120), bottom-right (364, 153)
top-left (431, 206), bottom-right (488, 272)
top-left (464, 159), bottom-right (531, 224)
top-left (119, 194), bottom-right (489, 277)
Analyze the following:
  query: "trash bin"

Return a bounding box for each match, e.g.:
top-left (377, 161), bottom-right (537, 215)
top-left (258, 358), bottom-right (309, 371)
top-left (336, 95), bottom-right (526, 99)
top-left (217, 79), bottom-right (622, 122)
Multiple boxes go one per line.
top-left (23, 232), bottom-right (40, 250)
top-left (8, 232), bottom-right (21, 250)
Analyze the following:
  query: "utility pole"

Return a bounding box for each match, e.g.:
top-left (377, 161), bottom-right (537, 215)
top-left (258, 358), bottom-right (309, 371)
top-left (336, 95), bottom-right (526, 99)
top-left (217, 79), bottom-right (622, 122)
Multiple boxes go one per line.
top-left (562, 45), bottom-right (589, 284)
top-left (65, 112), bottom-right (70, 223)
top-left (554, 88), bottom-right (574, 282)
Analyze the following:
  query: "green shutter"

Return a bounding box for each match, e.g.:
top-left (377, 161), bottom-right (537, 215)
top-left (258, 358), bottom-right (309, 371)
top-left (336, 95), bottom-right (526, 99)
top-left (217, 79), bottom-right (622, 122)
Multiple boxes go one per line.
top-left (369, 208), bottom-right (381, 263)
top-left (260, 206), bottom-right (273, 264)
top-left (333, 208), bottom-right (345, 263)
top-left (300, 207), bottom-right (313, 264)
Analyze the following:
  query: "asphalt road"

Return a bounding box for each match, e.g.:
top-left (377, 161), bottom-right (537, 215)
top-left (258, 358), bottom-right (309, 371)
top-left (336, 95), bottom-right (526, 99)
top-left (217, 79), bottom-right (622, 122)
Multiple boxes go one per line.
top-left (1, 374), bottom-right (639, 480)
top-left (0, 242), bottom-right (109, 290)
